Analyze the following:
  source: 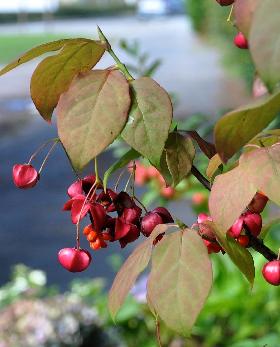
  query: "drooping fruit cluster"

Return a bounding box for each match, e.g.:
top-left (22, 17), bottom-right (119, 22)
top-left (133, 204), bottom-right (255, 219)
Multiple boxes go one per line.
top-left (196, 192), bottom-right (267, 254)
top-left (59, 174), bottom-right (174, 271)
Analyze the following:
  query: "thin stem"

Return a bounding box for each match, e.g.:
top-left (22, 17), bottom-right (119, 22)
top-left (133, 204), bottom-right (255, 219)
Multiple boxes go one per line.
top-left (75, 183), bottom-right (98, 249)
top-left (244, 226), bottom-right (277, 261)
top-left (94, 157), bottom-right (101, 184)
top-left (38, 140), bottom-right (59, 174)
top-left (114, 168), bottom-right (126, 192)
top-left (124, 172), bottom-right (133, 192)
top-left (97, 26), bottom-right (134, 81)
top-left (191, 166), bottom-right (211, 191)
top-left (134, 195), bottom-right (148, 213)
top-left (155, 318), bottom-right (163, 347)
top-left (27, 138), bottom-right (58, 164)
top-left (132, 161), bottom-right (136, 197)
top-left (227, 4), bottom-right (234, 22)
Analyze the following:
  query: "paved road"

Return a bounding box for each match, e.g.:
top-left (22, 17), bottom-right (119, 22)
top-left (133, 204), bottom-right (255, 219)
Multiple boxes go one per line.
top-left (0, 15), bottom-right (249, 117)
top-left (0, 15), bottom-right (248, 287)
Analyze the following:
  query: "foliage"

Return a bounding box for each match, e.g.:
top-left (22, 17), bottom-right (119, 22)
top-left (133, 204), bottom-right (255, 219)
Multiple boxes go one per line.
top-left (2, 1), bottom-right (280, 344)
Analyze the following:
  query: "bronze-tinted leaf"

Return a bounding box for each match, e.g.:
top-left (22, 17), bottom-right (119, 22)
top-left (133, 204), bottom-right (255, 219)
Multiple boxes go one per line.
top-left (165, 132), bottom-right (195, 187)
top-left (122, 77), bottom-right (173, 166)
top-left (234, 0), bottom-right (258, 37)
top-left (206, 153), bottom-right (223, 179)
top-left (147, 228), bottom-right (212, 337)
top-left (31, 40), bottom-right (105, 121)
top-left (0, 38), bottom-right (74, 76)
top-left (214, 89), bottom-right (280, 162)
top-left (108, 224), bottom-right (171, 320)
top-left (249, 0), bottom-right (280, 91)
top-left (209, 144), bottom-right (280, 232)
top-left (57, 70), bottom-right (130, 171)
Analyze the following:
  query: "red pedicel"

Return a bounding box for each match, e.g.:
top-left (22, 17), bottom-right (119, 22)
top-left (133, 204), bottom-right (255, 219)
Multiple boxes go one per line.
top-left (13, 164), bottom-right (39, 189)
top-left (58, 248), bottom-right (92, 272)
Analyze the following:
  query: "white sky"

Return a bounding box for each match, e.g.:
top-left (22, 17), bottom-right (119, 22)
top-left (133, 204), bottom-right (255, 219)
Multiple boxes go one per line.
top-left (0, 0), bottom-right (59, 12)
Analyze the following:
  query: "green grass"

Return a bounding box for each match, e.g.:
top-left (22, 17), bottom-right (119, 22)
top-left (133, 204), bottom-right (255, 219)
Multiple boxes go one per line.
top-left (0, 34), bottom-right (71, 64)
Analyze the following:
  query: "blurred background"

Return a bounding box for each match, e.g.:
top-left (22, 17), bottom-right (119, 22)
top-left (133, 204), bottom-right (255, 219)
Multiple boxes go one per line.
top-left (0, 1), bottom-right (279, 346)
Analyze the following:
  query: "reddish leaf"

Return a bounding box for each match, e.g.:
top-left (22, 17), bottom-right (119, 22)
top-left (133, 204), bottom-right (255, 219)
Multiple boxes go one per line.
top-left (214, 90), bottom-right (280, 162)
top-left (108, 224), bottom-right (172, 320)
top-left (147, 228), bottom-right (212, 337)
top-left (234, 0), bottom-right (258, 37)
top-left (57, 69), bottom-right (131, 171)
top-left (249, 0), bottom-right (280, 91)
top-left (31, 40), bottom-right (105, 121)
top-left (209, 144), bottom-right (280, 232)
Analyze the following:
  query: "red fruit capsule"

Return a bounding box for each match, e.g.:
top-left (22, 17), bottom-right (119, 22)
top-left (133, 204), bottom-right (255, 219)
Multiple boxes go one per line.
top-left (58, 248), bottom-right (92, 272)
top-left (13, 164), bottom-right (39, 189)
top-left (141, 212), bottom-right (164, 237)
top-left (216, 0), bottom-right (235, 6)
top-left (237, 235), bottom-right (250, 247)
top-left (234, 32), bottom-right (249, 49)
top-left (262, 260), bottom-right (280, 286)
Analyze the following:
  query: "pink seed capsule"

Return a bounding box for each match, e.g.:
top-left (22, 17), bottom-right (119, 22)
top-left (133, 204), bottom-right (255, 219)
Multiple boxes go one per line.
top-left (13, 164), bottom-right (39, 189)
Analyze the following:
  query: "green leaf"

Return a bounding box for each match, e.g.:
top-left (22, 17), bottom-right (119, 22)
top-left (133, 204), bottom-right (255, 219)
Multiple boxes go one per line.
top-left (206, 222), bottom-right (255, 286)
top-left (214, 89), bottom-right (280, 162)
top-left (165, 132), bottom-right (195, 187)
top-left (234, 0), bottom-right (257, 37)
top-left (147, 228), bottom-right (212, 337)
top-left (249, 0), bottom-right (280, 91)
top-left (57, 69), bottom-right (131, 171)
top-left (103, 148), bottom-right (140, 191)
top-left (108, 224), bottom-right (171, 320)
top-left (0, 38), bottom-right (73, 76)
top-left (206, 153), bottom-right (223, 179)
top-left (122, 77), bottom-right (173, 166)
top-left (209, 144), bottom-right (280, 232)
top-left (31, 40), bottom-right (105, 121)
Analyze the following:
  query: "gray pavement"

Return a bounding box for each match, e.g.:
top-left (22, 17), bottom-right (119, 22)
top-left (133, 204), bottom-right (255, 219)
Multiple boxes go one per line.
top-left (0, 15), bottom-right (249, 116)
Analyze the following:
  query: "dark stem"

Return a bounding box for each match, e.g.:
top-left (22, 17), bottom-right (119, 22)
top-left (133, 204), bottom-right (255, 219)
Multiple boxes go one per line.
top-left (191, 165), bottom-right (277, 261)
top-left (191, 166), bottom-right (211, 191)
top-left (244, 227), bottom-right (277, 261)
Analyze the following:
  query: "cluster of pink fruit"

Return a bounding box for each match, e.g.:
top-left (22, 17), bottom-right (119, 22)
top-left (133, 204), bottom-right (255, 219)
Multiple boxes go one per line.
top-left (196, 192), bottom-right (280, 286)
top-left (12, 163), bottom-right (174, 273)
top-left (133, 161), bottom-right (175, 199)
top-left (216, 0), bottom-right (249, 49)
